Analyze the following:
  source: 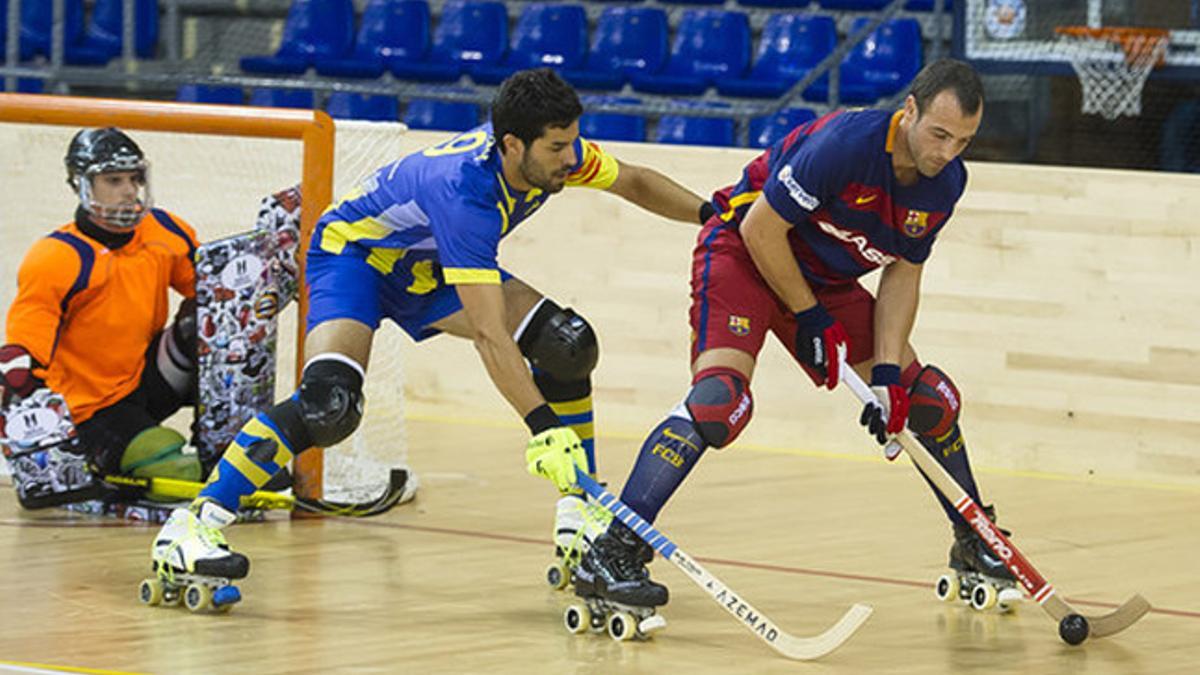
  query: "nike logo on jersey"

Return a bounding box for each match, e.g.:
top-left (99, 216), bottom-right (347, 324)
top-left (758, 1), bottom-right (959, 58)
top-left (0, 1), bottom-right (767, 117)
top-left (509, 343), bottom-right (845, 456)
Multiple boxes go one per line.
top-left (854, 194), bottom-right (877, 205)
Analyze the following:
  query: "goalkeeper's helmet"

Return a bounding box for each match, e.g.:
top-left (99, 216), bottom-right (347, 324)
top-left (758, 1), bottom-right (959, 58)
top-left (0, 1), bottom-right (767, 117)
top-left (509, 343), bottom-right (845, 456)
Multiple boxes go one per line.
top-left (65, 127), bottom-right (152, 230)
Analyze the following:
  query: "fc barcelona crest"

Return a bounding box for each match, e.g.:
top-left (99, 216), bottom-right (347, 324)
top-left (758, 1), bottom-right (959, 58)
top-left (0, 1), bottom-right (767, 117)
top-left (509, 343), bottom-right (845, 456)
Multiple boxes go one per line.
top-left (903, 210), bottom-right (930, 237)
top-left (728, 315), bottom-right (751, 336)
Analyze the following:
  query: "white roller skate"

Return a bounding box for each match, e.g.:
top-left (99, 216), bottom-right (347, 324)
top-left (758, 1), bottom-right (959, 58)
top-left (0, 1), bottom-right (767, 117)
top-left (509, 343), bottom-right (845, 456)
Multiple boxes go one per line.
top-left (566, 521), bottom-right (668, 642)
top-left (140, 499), bottom-right (249, 613)
top-left (935, 505), bottom-right (1022, 613)
top-left (545, 493), bottom-right (613, 590)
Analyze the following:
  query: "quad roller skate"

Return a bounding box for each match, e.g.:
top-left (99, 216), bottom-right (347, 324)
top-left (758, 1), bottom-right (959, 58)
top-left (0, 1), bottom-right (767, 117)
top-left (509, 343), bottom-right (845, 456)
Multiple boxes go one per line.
top-left (544, 494), bottom-right (612, 591)
top-left (139, 499), bottom-right (249, 613)
top-left (564, 521), bottom-right (668, 642)
top-left (935, 505), bottom-right (1022, 613)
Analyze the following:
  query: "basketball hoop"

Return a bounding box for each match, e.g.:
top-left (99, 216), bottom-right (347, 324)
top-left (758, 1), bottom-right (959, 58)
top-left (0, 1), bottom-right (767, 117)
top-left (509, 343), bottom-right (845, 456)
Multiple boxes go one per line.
top-left (1055, 26), bottom-right (1169, 120)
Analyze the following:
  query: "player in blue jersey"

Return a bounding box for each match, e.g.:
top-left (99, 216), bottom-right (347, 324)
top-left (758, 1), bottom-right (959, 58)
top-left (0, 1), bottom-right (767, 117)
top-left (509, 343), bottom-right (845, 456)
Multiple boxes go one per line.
top-left (558, 60), bottom-right (1018, 611)
top-left (146, 69), bottom-right (715, 597)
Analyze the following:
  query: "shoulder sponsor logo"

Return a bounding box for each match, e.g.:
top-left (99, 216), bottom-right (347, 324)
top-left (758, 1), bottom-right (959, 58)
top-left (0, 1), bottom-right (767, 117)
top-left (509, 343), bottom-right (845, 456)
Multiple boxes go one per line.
top-left (816, 221), bottom-right (897, 267)
top-left (904, 210), bottom-right (931, 237)
top-left (776, 165), bottom-right (819, 211)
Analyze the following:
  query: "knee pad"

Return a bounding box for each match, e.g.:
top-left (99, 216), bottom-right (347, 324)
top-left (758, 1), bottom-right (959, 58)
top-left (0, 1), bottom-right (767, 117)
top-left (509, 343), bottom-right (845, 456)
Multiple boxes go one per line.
top-left (685, 367), bottom-right (753, 448)
top-left (517, 299), bottom-right (598, 382)
top-left (908, 364), bottom-right (961, 439)
top-left (297, 356), bottom-right (365, 448)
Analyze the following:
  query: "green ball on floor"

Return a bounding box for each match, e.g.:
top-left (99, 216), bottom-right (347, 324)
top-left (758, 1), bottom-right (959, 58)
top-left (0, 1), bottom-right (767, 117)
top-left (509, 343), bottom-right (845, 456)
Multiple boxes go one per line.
top-left (120, 426), bottom-right (202, 502)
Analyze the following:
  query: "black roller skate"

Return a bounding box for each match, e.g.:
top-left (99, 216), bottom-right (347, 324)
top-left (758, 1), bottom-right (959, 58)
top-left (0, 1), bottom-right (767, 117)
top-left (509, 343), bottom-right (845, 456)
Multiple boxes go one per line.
top-left (935, 505), bottom-right (1022, 612)
top-left (565, 521), bottom-right (669, 642)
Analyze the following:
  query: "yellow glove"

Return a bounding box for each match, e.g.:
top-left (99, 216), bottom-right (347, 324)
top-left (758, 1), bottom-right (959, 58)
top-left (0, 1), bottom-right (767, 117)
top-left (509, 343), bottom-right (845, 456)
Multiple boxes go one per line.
top-left (525, 427), bottom-right (587, 492)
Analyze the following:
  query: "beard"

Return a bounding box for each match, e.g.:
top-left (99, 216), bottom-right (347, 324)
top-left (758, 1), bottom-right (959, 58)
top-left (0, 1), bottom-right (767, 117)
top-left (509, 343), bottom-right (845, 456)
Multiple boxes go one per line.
top-left (519, 155), bottom-right (569, 194)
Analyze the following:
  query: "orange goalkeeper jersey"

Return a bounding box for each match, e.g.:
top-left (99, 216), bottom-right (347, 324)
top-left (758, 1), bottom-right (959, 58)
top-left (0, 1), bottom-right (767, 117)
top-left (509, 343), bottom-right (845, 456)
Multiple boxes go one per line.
top-left (5, 209), bottom-right (198, 423)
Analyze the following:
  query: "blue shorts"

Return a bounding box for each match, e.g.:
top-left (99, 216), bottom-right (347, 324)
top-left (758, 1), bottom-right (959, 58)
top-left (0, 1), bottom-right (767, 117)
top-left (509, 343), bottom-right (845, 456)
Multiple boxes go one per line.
top-left (306, 244), bottom-right (512, 341)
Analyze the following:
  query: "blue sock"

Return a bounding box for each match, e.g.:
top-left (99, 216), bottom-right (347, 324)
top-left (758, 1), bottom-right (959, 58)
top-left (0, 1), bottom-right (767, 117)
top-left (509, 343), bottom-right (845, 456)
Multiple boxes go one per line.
top-left (915, 423), bottom-right (983, 527)
top-left (199, 411), bottom-right (296, 512)
top-left (619, 416), bottom-right (707, 524)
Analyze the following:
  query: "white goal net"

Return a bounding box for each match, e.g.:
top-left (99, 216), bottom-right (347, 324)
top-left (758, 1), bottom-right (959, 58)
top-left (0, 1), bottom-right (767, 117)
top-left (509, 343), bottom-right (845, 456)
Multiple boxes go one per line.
top-left (0, 115), bottom-right (414, 502)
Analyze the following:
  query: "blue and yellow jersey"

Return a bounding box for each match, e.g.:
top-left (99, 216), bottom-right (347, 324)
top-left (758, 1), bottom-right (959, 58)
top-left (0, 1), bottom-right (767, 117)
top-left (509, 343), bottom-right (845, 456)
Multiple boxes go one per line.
top-left (711, 109), bottom-right (966, 286)
top-left (314, 122), bottom-right (619, 293)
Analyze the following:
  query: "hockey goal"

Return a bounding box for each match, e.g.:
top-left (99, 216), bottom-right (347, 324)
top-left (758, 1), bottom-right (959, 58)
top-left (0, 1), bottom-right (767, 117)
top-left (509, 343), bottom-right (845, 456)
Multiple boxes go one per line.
top-left (0, 93), bottom-right (414, 504)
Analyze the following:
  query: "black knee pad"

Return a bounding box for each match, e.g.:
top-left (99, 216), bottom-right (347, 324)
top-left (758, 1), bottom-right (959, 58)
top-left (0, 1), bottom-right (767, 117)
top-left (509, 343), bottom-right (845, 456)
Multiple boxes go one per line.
top-left (297, 357), bottom-right (365, 448)
top-left (908, 364), bottom-right (961, 439)
top-left (517, 299), bottom-right (598, 382)
top-left (685, 368), bottom-right (753, 448)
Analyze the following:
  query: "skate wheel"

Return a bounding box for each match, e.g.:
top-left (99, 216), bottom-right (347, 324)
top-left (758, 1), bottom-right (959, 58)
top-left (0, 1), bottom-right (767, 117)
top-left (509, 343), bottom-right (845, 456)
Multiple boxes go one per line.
top-left (564, 604), bottom-right (591, 635)
top-left (970, 583), bottom-right (998, 611)
top-left (997, 587), bottom-right (1021, 613)
top-left (637, 614), bottom-right (667, 637)
top-left (184, 583), bottom-right (214, 612)
top-left (545, 561), bottom-right (569, 591)
top-left (139, 578), bottom-right (164, 606)
top-left (608, 611), bottom-right (637, 642)
top-left (935, 574), bottom-right (960, 603)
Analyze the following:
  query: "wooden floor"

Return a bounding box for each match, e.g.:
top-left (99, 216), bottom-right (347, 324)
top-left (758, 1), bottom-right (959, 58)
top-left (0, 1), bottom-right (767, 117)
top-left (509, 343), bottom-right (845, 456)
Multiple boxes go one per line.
top-left (0, 418), bottom-right (1196, 675)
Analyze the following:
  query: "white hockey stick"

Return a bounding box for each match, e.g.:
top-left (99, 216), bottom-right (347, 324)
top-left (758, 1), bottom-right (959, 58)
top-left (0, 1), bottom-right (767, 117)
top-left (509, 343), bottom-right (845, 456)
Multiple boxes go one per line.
top-left (841, 363), bottom-right (1150, 642)
top-left (575, 470), bottom-right (872, 660)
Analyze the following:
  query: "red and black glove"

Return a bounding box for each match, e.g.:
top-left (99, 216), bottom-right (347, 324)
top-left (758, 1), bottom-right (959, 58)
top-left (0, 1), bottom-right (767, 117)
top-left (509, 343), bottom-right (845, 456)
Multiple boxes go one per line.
top-left (793, 304), bottom-right (849, 390)
top-left (860, 363), bottom-right (910, 445)
top-left (0, 344), bottom-right (43, 406)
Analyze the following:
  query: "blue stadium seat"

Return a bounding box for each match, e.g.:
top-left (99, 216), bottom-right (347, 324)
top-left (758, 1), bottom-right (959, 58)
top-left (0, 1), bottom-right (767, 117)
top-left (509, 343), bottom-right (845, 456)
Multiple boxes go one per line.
top-left (655, 102), bottom-right (735, 147)
top-left (632, 10), bottom-right (750, 96)
top-left (391, 1), bottom-right (507, 83)
top-left (0, 78), bottom-right (45, 94)
top-left (579, 96), bottom-right (646, 142)
top-left (404, 99), bottom-right (481, 131)
top-left (249, 88), bottom-right (315, 109)
top-left (471, 4), bottom-right (588, 84)
top-left (736, 0), bottom-right (810, 7)
top-left (748, 107), bottom-right (816, 148)
top-left (817, 0), bottom-right (889, 8)
top-left (718, 15), bottom-right (836, 99)
top-left (905, 0), bottom-right (953, 9)
top-left (660, 0), bottom-right (724, 5)
top-left (79, 0), bottom-right (159, 61)
top-left (315, 0), bottom-right (430, 79)
top-left (837, 17), bottom-right (923, 104)
top-left (327, 93), bottom-right (400, 121)
top-left (176, 85), bottom-right (244, 104)
top-left (241, 0), bottom-right (355, 75)
top-left (563, 7), bottom-right (668, 91)
top-left (19, 0), bottom-right (112, 65)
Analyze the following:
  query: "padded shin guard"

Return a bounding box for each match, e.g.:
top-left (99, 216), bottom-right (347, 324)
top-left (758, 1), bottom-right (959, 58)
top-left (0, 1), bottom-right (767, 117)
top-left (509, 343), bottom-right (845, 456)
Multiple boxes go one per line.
top-left (199, 403), bottom-right (304, 512)
top-left (534, 370), bottom-right (596, 476)
top-left (618, 415), bottom-right (707, 523)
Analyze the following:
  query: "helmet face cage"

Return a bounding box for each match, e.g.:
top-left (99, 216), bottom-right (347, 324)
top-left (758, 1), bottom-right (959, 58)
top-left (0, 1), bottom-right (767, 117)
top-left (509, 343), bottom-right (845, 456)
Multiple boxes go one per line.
top-left (65, 128), bottom-right (154, 230)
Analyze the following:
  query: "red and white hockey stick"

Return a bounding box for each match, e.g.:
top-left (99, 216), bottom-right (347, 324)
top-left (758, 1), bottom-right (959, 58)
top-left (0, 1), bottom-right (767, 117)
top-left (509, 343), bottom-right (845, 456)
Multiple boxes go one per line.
top-left (841, 363), bottom-right (1150, 642)
top-left (576, 470), bottom-right (873, 660)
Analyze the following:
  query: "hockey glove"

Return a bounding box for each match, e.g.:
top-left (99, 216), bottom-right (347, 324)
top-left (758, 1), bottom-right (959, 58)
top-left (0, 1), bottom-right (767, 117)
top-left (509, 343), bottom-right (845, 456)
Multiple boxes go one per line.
top-left (525, 426), bottom-right (588, 493)
top-left (0, 344), bottom-right (43, 407)
top-left (860, 364), bottom-right (910, 449)
top-left (793, 304), bottom-right (849, 390)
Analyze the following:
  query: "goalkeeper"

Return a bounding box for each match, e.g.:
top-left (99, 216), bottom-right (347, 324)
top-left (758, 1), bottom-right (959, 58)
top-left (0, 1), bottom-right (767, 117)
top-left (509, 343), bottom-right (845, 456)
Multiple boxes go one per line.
top-left (2, 128), bottom-right (203, 505)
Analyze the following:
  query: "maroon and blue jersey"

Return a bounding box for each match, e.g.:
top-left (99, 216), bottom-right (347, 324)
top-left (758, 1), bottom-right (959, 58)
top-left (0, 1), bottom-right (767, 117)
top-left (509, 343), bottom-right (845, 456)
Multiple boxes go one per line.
top-left (710, 109), bottom-right (965, 286)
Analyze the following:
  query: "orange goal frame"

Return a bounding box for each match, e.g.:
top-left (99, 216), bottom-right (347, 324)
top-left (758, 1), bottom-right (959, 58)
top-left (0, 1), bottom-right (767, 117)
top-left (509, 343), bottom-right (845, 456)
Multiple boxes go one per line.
top-left (0, 93), bottom-right (333, 501)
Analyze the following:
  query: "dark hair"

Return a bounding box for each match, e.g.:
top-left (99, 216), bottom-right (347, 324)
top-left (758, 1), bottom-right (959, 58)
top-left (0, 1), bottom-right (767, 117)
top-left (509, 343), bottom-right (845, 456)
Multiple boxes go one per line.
top-left (490, 68), bottom-right (583, 154)
top-left (909, 59), bottom-right (984, 117)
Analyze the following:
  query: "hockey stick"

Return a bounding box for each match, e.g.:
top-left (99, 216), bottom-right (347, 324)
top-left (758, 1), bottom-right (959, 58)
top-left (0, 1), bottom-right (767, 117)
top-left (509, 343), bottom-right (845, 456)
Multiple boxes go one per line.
top-left (100, 469), bottom-right (415, 518)
top-left (574, 469), bottom-right (873, 660)
top-left (841, 364), bottom-right (1150, 642)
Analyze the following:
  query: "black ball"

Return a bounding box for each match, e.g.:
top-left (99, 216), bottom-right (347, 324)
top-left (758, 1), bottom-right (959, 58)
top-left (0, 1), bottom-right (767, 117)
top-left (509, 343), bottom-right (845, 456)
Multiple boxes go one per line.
top-left (1058, 613), bottom-right (1089, 646)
